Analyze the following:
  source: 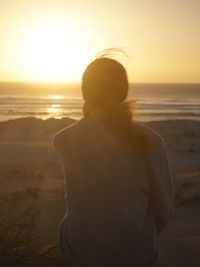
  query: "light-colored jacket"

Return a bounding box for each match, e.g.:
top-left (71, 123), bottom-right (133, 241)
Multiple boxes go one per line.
top-left (53, 115), bottom-right (174, 267)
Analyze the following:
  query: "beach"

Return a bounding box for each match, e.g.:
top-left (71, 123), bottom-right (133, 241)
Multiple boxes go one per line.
top-left (0, 117), bottom-right (200, 266)
top-left (1, 0), bottom-right (200, 264)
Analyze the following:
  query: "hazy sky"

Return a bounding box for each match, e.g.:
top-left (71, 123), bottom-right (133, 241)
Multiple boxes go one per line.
top-left (0, 0), bottom-right (199, 82)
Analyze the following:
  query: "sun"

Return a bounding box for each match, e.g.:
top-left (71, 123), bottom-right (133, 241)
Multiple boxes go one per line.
top-left (22, 19), bottom-right (89, 82)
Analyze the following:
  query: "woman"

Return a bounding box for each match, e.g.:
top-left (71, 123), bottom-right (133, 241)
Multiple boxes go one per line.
top-left (53, 57), bottom-right (174, 267)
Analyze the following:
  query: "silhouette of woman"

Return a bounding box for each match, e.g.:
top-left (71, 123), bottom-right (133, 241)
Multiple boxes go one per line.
top-left (53, 56), bottom-right (174, 267)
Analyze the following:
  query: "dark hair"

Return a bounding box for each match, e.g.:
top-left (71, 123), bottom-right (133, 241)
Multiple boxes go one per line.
top-left (81, 57), bottom-right (152, 158)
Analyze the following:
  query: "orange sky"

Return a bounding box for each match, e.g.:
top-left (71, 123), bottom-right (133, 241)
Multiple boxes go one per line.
top-left (0, 0), bottom-right (199, 83)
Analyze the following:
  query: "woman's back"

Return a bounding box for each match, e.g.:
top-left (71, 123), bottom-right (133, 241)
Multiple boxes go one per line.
top-left (54, 115), bottom-right (173, 267)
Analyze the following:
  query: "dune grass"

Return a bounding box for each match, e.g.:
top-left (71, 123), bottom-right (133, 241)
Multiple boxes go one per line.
top-left (0, 207), bottom-right (69, 267)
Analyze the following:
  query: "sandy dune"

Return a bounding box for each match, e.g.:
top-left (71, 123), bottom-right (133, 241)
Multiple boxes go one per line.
top-left (0, 117), bottom-right (200, 266)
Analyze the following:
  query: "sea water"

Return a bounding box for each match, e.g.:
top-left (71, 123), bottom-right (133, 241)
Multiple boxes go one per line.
top-left (0, 82), bottom-right (199, 122)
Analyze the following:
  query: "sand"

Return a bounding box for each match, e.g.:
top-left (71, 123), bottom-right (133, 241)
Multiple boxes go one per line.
top-left (0, 117), bottom-right (200, 266)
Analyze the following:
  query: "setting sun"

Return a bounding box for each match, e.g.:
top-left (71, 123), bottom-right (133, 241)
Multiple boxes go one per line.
top-left (10, 17), bottom-right (93, 82)
top-left (20, 19), bottom-right (89, 82)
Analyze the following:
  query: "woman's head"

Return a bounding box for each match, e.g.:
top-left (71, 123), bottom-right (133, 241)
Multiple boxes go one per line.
top-left (81, 58), bottom-right (129, 106)
top-left (81, 55), bottom-right (152, 157)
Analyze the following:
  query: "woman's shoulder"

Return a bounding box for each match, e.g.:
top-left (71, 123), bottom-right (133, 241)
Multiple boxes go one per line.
top-left (133, 121), bottom-right (164, 148)
top-left (133, 122), bottom-right (168, 165)
top-left (53, 118), bottom-right (87, 150)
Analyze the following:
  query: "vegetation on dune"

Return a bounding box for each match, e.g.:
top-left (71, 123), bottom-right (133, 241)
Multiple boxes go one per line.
top-left (0, 207), bottom-right (69, 267)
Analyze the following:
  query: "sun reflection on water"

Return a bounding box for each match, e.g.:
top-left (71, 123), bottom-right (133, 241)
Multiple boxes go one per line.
top-left (46, 103), bottom-right (62, 115)
top-left (45, 96), bottom-right (64, 118)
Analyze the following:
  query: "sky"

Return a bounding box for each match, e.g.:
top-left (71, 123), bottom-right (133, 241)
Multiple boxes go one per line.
top-left (0, 0), bottom-right (199, 83)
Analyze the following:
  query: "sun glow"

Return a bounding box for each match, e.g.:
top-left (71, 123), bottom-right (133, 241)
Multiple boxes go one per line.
top-left (21, 18), bottom-right (90, 82)
top-left (46, 95), bottom-right (65, 100)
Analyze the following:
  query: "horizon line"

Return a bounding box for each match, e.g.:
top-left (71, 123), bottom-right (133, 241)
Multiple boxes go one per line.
top-left (0, 81), bottom-right (200, 85)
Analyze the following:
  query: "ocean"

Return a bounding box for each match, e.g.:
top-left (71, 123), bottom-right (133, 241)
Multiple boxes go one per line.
top-left (0, 82), bottom-right (200, 122)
